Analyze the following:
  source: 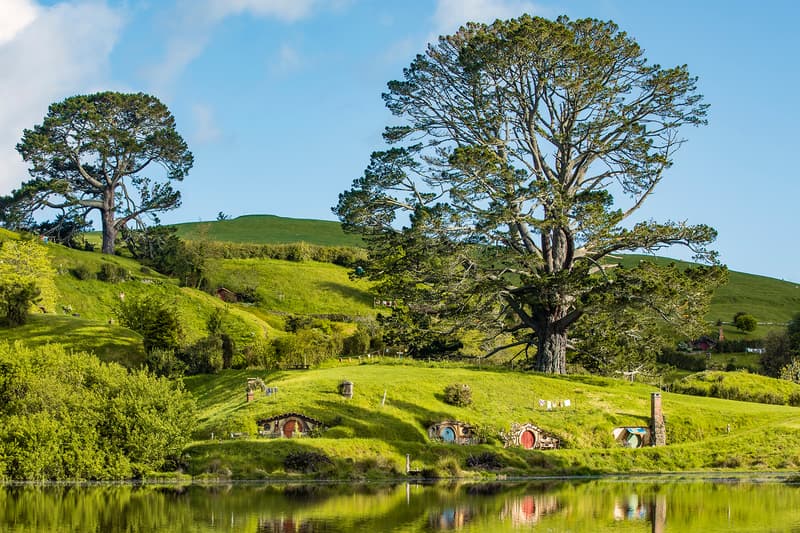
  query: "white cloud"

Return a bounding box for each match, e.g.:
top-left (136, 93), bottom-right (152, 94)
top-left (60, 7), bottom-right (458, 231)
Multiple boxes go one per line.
top-left (191, 103), bottom-right (222, 144)
top-left (147, 0), bottom-right (322, 93)
top-left (432, 0), bottom-right (541, 37)
top-left (0, 0), bottom-right (39, 46)
top-left (0, 1), bottom-right (124, 195)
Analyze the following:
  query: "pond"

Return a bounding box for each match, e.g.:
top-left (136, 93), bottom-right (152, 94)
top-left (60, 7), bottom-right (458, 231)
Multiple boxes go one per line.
top-left (1, 476), bottom-right (798, 532)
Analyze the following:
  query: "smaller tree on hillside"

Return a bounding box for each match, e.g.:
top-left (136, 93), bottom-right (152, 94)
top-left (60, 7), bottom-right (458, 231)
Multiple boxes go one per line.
top-left (733, 312), bottom-right (757, 332)
top-left (114, 293), bottom-right (181, 354)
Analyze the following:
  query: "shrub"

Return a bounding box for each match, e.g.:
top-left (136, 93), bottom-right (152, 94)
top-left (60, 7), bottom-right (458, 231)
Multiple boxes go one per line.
top-left (283, 450), bottom-right (333, 474)
top-left (0, 342), bottom-right (196, 480)
top-left (788, 391), bottom-right (800, 407)
top-left (465, 452), bottom-right (504, 470)
top-left (733, 312), bottom-right (758, 332)
top-left (114, 293), bottom-right (181, 354)
top-left (443, 383), bottom-right (472, 407)
top-left (0, 281), bottom-right (40, 327)
top-left (97, 262), bottom-right (128, 282)
top-left (145, 348), bottom-right (185, 378)
top-left (181, 336), bottom-right (223, 375)
top-left (71, 263), bottom-right (94, 280)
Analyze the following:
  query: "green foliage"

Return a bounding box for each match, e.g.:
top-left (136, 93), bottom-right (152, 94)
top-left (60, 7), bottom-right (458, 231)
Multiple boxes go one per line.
top-left (335, 15), bottom-right (716, 374)
top-left (181, 335), bottom-right (224, 375)
top-left (97, 262), bottom-right (128, 283)
top-left (465, 452), bottom-right (504, 470)
top-left (122, 225), bottom-right (207, 288)
top-left (443, 383), bottom-right (473, 407)
top-left (70, 263), bottom-right (94, 280)
top-left (342, 326), bottom-right (371, 356)
top-left (0, 240), bottom-right (57, 326)
top-left (733, 312), bottom-right (758, 332)
top-left (0, 342), bottom-right (196, 480)
top-left (762, 330), bottom-right (795, 377)
top-left (283, 450), bottom-right (334, 474)
top-left (114, 293), bottom-right (181, 354)
top-left (8, 91), bottom-right (193, 254)
top-left (780, 359), bottom-right (800, 383)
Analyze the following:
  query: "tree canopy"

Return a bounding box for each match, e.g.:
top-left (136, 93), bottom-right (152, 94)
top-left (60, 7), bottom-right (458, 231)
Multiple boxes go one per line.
top-left (3, 92), bottom-right (193, 254)
top-left (335, 15), bottom-right (723, 374)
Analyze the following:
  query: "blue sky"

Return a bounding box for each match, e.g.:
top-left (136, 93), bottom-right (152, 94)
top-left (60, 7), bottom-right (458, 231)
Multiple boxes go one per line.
top-left (1, 0), bottom-right (798, 283)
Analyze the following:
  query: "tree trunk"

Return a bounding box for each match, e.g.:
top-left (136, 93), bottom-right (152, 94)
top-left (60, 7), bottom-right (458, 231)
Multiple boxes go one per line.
top-left (534, 328), bottom-right (567, 374)
top-left (100, 191), bottom-right (117, 254)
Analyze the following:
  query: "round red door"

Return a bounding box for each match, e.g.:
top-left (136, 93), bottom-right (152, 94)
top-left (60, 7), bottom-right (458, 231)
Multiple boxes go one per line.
top-left (283, 419), bottom-right (296, 437)
top-left (520, 430), bottom-right (536, 449)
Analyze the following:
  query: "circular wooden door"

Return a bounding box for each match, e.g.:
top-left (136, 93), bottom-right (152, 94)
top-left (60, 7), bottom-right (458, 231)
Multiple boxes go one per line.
top-left (520, 430), bottom-right (536, 449)
top-left (283, 419), bottom-right (297, 438)
top-left (625, 432), bottom-right (642, 448)
top-left (440, 426), bottom-right (456, 442)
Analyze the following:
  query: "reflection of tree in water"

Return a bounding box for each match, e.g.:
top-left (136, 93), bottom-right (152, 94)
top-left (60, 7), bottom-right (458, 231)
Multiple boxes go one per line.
top-left (500, 494), bottom-right (560, 526)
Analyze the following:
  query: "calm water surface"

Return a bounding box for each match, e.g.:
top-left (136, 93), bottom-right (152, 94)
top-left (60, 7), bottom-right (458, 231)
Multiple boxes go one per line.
top-left (1, 478), bottom-right (799, 532)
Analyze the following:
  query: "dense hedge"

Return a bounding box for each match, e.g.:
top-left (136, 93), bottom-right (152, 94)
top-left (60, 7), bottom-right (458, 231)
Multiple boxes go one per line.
top-left (186, 240), bottom-right (367, 267)
top-left (0, 342), bottom-right (196, 480)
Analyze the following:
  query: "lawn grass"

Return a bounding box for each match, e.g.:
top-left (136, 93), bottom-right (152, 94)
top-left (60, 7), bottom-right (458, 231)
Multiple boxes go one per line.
top-left (182, 361), bottom-right (800, 479)
top-left (0, 314), bottom-right (146, 367)
top-left (205, 257), bottom-right (375, 316)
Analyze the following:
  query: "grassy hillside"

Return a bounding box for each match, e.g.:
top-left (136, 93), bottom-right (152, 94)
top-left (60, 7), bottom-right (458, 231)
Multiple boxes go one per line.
top-left (183, 361), bottom-right (800, 478)
top-left (172, 214), bottom-right (363, 247)
top-left (0, 239), bottom-right (284, 361)
top-left (616, 254), bottom-right (800, 337)
top-left (206, 257), bottom-right (375, 316)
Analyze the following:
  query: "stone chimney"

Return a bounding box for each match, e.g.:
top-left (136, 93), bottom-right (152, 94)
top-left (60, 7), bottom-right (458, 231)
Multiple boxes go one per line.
top-left (650, 392), bottom-right (666, 446)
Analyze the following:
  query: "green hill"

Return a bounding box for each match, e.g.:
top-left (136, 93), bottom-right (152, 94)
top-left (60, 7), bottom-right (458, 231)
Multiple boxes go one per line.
top-left (172, 214), bottom-right (363, 247)
top-left (615, 254), bottom-right (800, 337)
top-left (182, 362), bottom-right (800, 478)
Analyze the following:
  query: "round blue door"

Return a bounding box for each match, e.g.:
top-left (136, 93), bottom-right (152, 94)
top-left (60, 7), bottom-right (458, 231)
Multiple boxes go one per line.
top-left (440, 427), bottom-right (456, 442)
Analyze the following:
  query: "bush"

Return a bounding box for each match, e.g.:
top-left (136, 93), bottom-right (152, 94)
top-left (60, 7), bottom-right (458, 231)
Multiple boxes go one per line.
top-left (465, 452), bottom-right (504, 470)
top-left (443, 383), bottom-right (473, 407)
top-left (181, 336), bottom-right (224, 375)
top-left (733, 312), bottom-right (758, 332)
top-left (114, 293), bottom-right (181, 354)
top-left (0, 342), bottom-right (196, 480)
top-left (0, 281), bottom-right (40, 327)
top-left (283, 450), bottom-right (333, 474)
top-left (145, 348), bottom-right (185, 378)
top-left (658, 349), bottom-right (706, 371)
top-left (97, 262), bottom-right (128, 282)
top-left (71, 263), bottom-right (94, 280)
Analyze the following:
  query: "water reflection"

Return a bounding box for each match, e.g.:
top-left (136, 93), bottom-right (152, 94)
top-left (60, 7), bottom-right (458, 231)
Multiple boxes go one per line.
top-left (0, 478), bottom-right (798, 532)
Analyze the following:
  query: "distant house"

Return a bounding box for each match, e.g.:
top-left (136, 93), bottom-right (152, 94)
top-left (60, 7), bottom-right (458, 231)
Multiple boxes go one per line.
top-left (692, 336), bottom-right (717, 352)
top-left (257, 413), bottom-right (323, 438)
top-left (500, 422), bottom-right (560, 450)
top-left (428, 420), bottom-right (476, 445)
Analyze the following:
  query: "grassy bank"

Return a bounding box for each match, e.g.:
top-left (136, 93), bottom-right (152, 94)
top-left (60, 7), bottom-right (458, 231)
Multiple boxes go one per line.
top-left (182, 362), bottom-right (800, 479)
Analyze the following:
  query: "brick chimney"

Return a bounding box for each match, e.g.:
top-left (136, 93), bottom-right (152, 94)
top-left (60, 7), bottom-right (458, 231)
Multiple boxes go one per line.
top-left (650, 392), bottom-right (666, 446)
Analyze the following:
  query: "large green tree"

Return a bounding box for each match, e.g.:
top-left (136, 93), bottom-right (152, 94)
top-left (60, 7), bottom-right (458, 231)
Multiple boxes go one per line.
top-left (335, 15), bottom-right (721, 374)
top-left (5, 92), bottom-right (193, 254)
